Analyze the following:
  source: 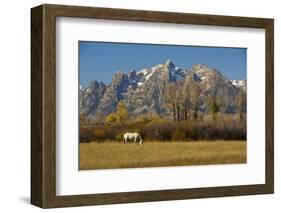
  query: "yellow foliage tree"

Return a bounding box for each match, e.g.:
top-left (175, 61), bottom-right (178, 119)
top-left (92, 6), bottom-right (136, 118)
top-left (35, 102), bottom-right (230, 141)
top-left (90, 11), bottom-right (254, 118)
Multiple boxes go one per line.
top-left (116, 101), bottom-right (128, 122)
top-left (106, 101), bottom-right (128, 123)
top-left (106, 113), bottom-right (119, 123)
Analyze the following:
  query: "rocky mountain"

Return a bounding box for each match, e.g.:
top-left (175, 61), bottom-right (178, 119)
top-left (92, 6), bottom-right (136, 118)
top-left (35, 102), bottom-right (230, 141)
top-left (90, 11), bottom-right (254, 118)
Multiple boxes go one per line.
top-left (80, 60), bottom-right (246, 120)
top-left (80, 80), bottom-right (106, 117)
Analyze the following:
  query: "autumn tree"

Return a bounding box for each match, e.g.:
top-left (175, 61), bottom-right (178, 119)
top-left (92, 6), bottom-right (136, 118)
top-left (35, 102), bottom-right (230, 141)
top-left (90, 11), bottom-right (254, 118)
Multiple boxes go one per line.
top-left (165, 83), bottom-right (177, 122)
top-left (181, 81), bottom-right (191, 120)
top-left (175, 91), bottom-right (181, 122)
top-left (106, 112), bottom-right (119, 123)
top-left (211, 99), bottom-right (219, 120)
top-left (236, 91), bottom-right (246, 122)
top-left (116, 101), bottom-right (128, 122)
top-left (166, 79), bottom-right (201, 122)
top-left (167, 82), bottom-right (186, 122)
top-left (190, 81), bottom-right (201, 120)
top-left (105, 101), bottom-right (128, 123)
top-left (207, 96), bottom-right (220, 120)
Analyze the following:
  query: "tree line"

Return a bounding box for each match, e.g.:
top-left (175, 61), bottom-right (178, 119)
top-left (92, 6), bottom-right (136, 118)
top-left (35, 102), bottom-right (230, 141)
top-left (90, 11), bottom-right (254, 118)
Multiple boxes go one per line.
top-left (80, 80), bottom-right (246, 125)
top-left (164, 79), bottom-right (246, 123)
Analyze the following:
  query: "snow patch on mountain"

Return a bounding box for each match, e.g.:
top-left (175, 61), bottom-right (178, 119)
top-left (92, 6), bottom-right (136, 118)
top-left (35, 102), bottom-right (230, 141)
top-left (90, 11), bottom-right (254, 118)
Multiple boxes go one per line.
top-left (231, 80), bottom-right (246, 87)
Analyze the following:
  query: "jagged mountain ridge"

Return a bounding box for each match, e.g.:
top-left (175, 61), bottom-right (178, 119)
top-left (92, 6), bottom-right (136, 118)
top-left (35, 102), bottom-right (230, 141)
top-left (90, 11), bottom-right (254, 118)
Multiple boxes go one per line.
top-left (80, 60), bottom-right (246, 120)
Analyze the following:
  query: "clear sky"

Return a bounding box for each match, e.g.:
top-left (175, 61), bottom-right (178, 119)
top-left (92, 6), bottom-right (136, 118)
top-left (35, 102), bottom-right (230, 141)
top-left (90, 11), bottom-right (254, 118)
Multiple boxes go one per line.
top-left (79, 41), bottom-right (246, 87)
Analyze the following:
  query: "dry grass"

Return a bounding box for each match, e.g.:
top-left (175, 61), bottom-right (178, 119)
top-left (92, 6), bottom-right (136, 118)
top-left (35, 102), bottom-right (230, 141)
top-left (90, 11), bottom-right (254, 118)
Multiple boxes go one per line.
top-left (79, 141), bottom-right (246, 170)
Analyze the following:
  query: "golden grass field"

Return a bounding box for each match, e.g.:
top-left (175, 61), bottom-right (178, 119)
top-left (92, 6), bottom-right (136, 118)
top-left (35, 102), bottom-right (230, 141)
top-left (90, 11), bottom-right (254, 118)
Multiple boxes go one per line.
top-left (79, 141), bottom-right (246, 170)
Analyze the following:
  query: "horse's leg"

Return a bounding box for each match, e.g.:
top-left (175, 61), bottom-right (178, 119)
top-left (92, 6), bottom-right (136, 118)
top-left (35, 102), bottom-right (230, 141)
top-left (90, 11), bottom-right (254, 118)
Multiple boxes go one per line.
top-left (134, 136), bottom-right (136, 144)
top-left (139, 135), bottom-right (143, 145)
top-left (124, 137), bottom-right (127, 144)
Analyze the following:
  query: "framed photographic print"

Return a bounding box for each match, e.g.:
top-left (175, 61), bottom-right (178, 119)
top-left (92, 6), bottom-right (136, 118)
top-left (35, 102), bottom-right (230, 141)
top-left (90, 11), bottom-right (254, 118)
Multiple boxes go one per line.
top-left (31, 4), bottom-right (274, 208)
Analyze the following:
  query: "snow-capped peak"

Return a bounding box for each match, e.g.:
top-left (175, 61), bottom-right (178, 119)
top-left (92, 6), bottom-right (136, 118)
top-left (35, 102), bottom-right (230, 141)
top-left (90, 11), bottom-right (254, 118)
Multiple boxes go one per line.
top-left (136, 60), bottom-right (174, 82)
top-left (230, 79), bottom-right (246, 90)
top-left (134, 60), bottom-right (190, 85)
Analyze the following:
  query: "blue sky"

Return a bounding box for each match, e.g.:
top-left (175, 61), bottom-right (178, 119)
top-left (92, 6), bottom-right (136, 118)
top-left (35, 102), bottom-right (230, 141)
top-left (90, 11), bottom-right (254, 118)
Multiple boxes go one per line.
top-left (79, 41), bottom-right (246, 87)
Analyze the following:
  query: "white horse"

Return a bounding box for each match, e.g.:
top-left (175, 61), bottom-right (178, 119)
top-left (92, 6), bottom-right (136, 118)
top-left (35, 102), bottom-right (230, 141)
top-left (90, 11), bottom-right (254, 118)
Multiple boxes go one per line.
top-left (123, 132), bottom-right (143, 145)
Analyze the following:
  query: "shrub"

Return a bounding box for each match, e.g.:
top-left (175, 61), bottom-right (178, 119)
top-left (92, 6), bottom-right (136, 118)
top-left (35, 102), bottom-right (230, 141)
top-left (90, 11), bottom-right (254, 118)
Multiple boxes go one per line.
top-left (79, 117), bottom-right (246, 142)
top-left (106, 113), bottom-right (120, 123)
top-left (93, 128), bottom-right (106, 141)
top-left (171, 128), bottom-right (186, 141)
top-left (140, 116), bottom-right (151, 124)
top-left (140, 121), bottom-right (176, 141)
top-left (79, 127), bottom-right (94, 142)
top-left (115, 132), bottom-right (124, 142)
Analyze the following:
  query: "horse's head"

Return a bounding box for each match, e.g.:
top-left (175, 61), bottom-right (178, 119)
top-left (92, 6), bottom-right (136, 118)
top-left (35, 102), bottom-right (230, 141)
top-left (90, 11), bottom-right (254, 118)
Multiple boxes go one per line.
top-left (139, 133), bottom-right (143, 144)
